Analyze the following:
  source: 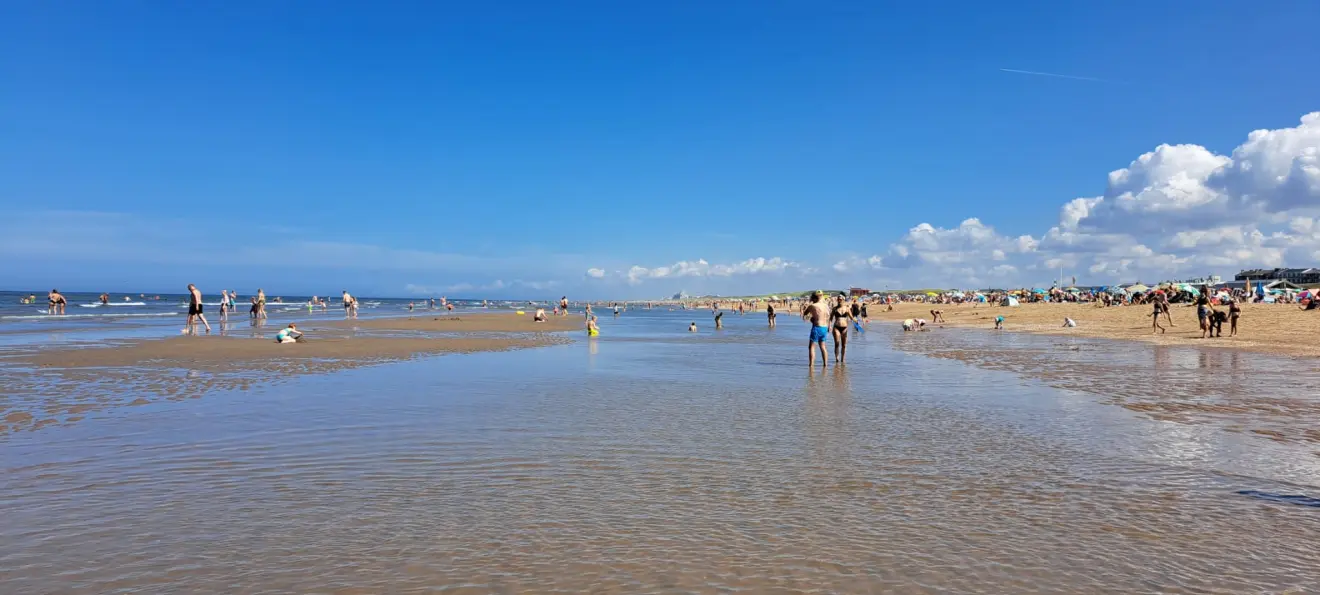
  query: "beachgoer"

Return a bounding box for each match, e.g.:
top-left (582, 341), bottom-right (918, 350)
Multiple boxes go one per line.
top-left (859, 301), bottom-right (869, 324)
top-left (219, 290), bottom-right (230, 322)
top-left (408, 302), bottom-right (415, 313)
top-left (534, 308), bottom-right (547, 322)
top-left (256, 289), bottom-right (267, 320)
top-left (614, 306), bottom-right (620, 317)
top-left (688, 322), bottom-right (697, 332)
top-left (48, 289), bottom-right (67, 315)
top-left (587, 315), bottom-right (599, 337)
top-left (994, 316), bottom-right (1004, 330)
top-left (275, 323), bottom-right (302, 344)
top-left (715, 311), bottom-right (724, 330)
top-left (803, 291), bottom-right (830, 368)
top-left (446, 303), bottom-right (454, 312)
top-left (830, 294), bottom-right (855, 363)
top-left (560, 296), bottom-right (569, 315)
top-left (186, 284), bottom-right (212, 334)
top-left (249, 296), bottom-right (259, 318)
top-left (1150, 300), bottom-right (1166, 334)
top-left (99, 293), bottom-right (109, 305)
top-left (585, 304), bottom-right (593, 319)
top-left (902, 318), bottom-right (915, 332)
top-left (1196, 294), bottom-right (1211, 339)
top-left (767, 303), bottom-right (777, 328)
top-left (1159, 292), bottom-right (1175, 327)
top-left (1209, 309), bottom-right (1227, 338)
top-left (1062, 317), bottom-right (1077, 328)
top-left (1229, 299), bottom-right (1242, 335)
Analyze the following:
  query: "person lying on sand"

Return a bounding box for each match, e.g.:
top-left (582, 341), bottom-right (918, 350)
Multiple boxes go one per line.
top-left (275, 323), bottom-right (303, 344)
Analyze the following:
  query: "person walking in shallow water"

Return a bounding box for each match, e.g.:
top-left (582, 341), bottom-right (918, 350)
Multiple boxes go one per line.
top-left (186, 284), bottom-right (212, 334)
top-left (830, 294), bottom-right (856, 364)
top-left (803, 291), bottom-right (830, 368)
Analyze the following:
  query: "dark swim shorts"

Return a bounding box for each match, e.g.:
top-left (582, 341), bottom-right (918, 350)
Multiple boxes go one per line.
top-left (189, 304), bottom-right (204, 316)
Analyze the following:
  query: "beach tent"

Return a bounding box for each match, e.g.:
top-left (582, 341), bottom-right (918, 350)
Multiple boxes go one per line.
top-left (1031, 288), bottom-right (1047, 295)
top-left (925, 291), bottom-right (938, 296)
top-left (1000, 296), bottom-right (1020, 307)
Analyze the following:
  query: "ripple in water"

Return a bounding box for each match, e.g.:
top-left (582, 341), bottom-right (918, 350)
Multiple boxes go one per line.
top-left (3, 318), bottom-right (1320, 593)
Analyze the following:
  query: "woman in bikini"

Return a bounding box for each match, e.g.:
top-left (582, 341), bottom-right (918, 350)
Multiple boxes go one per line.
top-left (829, 294), bottom-right (856, 364)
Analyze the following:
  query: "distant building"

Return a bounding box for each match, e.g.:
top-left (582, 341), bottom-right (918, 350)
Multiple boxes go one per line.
top-left (1234, 268), bottom-right (1320, 284)
top-left (849, 287), bottom-right (870, 297)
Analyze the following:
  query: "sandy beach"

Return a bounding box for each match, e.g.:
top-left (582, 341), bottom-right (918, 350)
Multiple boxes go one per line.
top-left (1, 313), bottom-right (580, 435)
top-left (866, 301), bottom-right (1320, 358)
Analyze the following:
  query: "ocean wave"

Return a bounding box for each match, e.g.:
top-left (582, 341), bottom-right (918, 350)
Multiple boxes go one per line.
top-left (79, 302), bottom-right (148, 307)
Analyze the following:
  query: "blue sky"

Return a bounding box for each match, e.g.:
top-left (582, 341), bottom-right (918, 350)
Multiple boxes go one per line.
top-left (3, 2), bottom-right (1319, 298)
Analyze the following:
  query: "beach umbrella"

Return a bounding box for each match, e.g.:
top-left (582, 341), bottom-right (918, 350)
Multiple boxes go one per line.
top-left (1126, 283), bottom-right (1149, 293)
top-left (926, 291), bottom-right (938, 296)
top-left (1031, 288), bottom-right (1047, 294)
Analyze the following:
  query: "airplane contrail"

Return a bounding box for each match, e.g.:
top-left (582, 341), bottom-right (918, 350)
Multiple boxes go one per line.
top-left (999, 68), bottom-right (1118, 83)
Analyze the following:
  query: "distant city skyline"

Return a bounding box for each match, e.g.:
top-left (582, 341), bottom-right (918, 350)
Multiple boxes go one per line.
top-left (3, 3), bottom-right (1318, 298)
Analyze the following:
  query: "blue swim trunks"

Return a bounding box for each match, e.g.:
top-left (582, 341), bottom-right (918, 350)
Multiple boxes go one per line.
top-left (809, 325), bottom-right (828, 343)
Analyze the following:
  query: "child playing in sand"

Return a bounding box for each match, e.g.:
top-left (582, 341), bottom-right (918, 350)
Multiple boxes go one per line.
top-left (994, 316), bottom-right (1004, 330)
top-left (275, 323), bottom-right (302, 344)
top-left (534, 308), bottom-right (547, 322)
top-left (1062, 317), bottom-right (1077, 328)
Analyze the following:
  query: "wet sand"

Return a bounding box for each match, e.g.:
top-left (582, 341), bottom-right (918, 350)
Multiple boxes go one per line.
top-left (321, 312), bottom-right (583, 333)
top-left (5, 314), bottom-right (1320, 593)
top-left (869, 301), bottom-right (1320, 358)
top-left (0, 313), bottom-right (579, 435)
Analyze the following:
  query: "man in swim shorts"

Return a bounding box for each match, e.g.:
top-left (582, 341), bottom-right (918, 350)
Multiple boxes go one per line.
top-left (186, 283), bottom-right (211, 334)
top-left (803, 291), bottom-right (830, 368)
top-left (767, 303), bottom-right (776, 328)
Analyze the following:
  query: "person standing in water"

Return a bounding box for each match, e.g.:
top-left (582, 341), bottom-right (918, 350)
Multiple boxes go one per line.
top-left (586, 315), bottom-right (600, 337)
top-left (186, 284), bottom-right (212, 334)
top-left (803, 291), bottom-right (830, 368)
top-left (830, 294), bottom-right (855, 364)
top-left (714, 311), bottom-right (724, 330)
top-left (255, 289), bottom-right (268, 320)
top-left (559, 296), bottom-right (569, 315)
top-left (219, 289), bottom-right (230, 322)
top-left (48, 289), bottom-right (67, 315)
top-left (767, 303), bottom-right (777, 328)
top-left (99, 293), bottom-right (109, 305)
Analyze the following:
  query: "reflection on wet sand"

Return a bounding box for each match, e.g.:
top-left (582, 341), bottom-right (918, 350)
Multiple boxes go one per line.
top-left (3, 313), bottom-right (1320, 593)
top-left (891, 325), bottom-right (1320, 445)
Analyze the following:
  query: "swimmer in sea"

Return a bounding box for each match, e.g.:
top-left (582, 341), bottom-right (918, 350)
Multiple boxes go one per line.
top-left (803, 291), bottom-right (830, 368)
top-left (767, 303), bottom-right (777, 328)
top-left (689, 322), bottom-right (697, 332)
top-left (830, 294), bottom-right (856, 364)
top-left (48, 289), bottom-right (67, 315)
top-left (99, 293), bottom-right (109, 305)
top-left (186, 283), bottom-right (211, 334)
top-left (587, 315), bottom-right (599, 337)
top-left (275, 323), bottom-right (302, 344)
